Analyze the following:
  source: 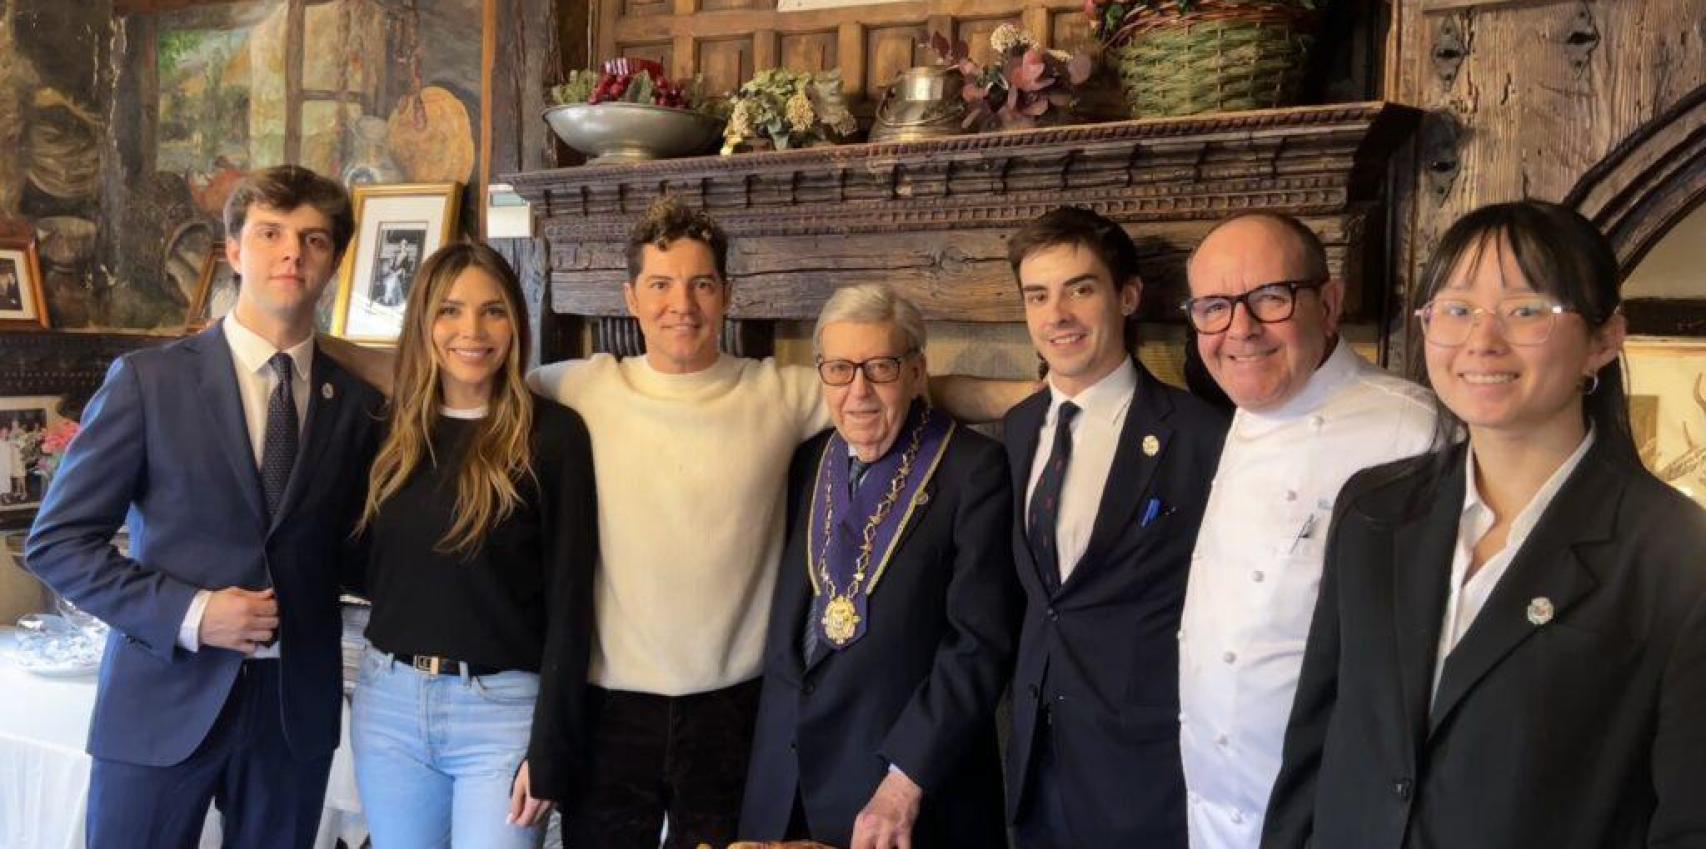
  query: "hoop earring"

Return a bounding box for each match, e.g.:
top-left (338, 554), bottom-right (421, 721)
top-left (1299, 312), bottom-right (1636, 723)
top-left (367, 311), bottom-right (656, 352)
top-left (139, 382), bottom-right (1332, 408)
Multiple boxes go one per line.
top-left (1582, 373), bottom-right (1600, 395)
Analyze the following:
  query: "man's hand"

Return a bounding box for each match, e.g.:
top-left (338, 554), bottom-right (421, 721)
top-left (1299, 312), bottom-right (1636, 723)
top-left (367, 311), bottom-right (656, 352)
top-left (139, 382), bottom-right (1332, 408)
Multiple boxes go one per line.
top-left (197, 587), bottom-right (279, 655)
top-left (851, 769), bottom-right (923, 849)
top-left (507, 759), bottom-right (555, 827)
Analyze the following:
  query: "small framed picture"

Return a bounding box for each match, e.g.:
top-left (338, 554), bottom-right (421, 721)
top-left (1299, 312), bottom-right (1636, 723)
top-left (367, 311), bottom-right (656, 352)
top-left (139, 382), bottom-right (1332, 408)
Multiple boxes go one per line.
top-left (185, 241), bottom-right (238, 332)
top-left (0, 227), bottom-right (50, 330)
top-left (332, 183), bottom-right (461, 344)
top-left (1625, 338), bottom-right (1706, 509)
top-left (0, 396), bottom-right (71, 523)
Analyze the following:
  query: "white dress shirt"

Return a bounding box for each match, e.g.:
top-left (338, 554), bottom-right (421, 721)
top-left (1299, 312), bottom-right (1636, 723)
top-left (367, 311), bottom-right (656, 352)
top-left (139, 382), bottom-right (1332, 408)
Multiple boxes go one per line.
top-left (1431, 429), bottom-right (1595, 699)
top-left (176, 316), bottom-right (313, 655)
top-left (1026, 360), bottom-right (1137, 584)
top-left (1180, 342), bottom-right (1437, 849)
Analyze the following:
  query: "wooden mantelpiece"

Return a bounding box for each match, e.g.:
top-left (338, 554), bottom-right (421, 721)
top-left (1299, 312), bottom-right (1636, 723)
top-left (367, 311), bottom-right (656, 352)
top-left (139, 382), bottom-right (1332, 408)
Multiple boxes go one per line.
top-left (507, 102), bottom-right (1422, 356)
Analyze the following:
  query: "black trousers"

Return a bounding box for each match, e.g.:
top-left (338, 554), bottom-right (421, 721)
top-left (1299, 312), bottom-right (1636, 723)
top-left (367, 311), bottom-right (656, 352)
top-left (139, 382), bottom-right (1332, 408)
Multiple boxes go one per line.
top-left (1012, 713), bottom-right (1080, 849)
top-left (85, 660), bottom-right (333, 849)
top-left (568, 678), bottom-right (762, 849)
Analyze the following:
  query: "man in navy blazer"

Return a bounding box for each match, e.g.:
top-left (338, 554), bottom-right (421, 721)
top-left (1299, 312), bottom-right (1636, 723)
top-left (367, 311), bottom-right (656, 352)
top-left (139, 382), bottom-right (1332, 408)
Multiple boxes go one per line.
top-left (1002, 207), bottom-right (1228, 848)
top-left (26, 165), bottom-right (384, 848)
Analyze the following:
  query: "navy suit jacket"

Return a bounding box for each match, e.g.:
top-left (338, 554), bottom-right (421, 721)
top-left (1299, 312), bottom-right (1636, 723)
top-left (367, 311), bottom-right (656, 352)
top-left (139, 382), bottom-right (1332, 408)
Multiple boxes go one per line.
top-left (741, 426), bottom-right (1022, 849)
top-left (1002, 363), bottom-right (1227, 846)
top-left (26, 323), bottom-right (384, 766)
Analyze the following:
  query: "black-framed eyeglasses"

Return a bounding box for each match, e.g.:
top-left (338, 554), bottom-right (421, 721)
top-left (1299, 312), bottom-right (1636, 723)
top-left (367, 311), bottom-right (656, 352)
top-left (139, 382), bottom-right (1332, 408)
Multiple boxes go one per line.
top-left (1413, 296), bottom-right (1574, 347)
top-left (1179, 278), bottom-right (1328, 335)
top-left (815, 350), bottom-right (918, 386)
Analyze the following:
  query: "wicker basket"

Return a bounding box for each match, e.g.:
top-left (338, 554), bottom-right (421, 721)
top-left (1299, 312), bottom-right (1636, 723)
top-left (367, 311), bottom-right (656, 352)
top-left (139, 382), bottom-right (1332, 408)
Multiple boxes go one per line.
top-left (1104, 0), bottom-right (1317, 118)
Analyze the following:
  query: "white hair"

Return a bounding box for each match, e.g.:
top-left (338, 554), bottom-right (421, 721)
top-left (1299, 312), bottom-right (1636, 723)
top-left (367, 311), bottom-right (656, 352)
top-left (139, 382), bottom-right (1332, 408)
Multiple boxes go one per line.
top-left (812, 284), bottom-right (927, 355)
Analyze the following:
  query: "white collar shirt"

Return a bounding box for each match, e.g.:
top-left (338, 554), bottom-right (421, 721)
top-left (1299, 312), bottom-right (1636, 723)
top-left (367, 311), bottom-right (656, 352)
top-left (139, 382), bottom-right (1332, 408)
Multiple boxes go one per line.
top-left (176, 316), bottom-right (313, 657)
top-left (1180, 341), bottom-right (1437, 849)
top-left (222, 314), bottom-right (313, 466)
top-left (1025, 359), bottom-right (1137, 584)
top-left (1431, 429), bottom-right (1595, 701)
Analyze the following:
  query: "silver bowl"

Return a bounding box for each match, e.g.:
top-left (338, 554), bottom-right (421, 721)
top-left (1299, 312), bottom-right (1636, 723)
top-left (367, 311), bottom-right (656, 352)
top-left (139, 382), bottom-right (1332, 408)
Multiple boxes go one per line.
top-left (544, 102), bottom-right (725, 165)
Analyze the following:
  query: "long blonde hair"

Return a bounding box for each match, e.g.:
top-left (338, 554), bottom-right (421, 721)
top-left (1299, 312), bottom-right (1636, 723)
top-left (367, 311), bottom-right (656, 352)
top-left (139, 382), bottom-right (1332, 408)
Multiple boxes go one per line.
top-left (359, 241), bottom-right (535, 554)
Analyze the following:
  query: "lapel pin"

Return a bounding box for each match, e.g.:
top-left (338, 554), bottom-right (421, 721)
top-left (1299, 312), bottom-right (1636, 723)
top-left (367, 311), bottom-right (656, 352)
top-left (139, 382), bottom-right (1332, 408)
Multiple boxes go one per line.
top-left (321, 383), bottom-right (335, 400)
top-left (1526, 596), bottom-right (1554, 626)
top-left (1141, 434), bottom-right (1160, 457)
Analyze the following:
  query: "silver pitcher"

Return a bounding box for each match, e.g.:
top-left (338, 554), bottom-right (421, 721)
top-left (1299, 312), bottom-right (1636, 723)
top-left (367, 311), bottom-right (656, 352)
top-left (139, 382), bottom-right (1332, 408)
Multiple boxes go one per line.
top-left (870, 66), bottom-right (967, 144)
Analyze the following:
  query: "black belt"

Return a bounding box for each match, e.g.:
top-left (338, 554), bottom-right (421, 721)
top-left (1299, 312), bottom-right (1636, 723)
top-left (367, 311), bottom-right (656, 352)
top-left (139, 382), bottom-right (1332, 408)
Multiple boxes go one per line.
top-left (401, 653), bottom-right (504, 677)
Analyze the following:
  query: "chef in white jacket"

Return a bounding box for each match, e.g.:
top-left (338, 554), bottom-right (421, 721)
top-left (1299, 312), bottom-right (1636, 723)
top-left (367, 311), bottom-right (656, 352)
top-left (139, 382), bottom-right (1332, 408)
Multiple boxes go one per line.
top-left (1176, 213), bottom-right (1436, 849)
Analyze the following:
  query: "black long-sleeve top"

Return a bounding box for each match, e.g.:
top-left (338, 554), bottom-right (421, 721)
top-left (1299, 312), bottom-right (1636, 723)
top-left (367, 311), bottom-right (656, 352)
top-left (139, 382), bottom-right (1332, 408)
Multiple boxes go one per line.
top-left (362, 395), bottom-right (597, 802)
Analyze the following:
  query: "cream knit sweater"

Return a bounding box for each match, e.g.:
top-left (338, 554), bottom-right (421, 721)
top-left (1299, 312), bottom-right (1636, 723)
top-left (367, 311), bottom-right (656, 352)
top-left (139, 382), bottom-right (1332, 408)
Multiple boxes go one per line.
top-left (530, 353), bottom-right (828, 695)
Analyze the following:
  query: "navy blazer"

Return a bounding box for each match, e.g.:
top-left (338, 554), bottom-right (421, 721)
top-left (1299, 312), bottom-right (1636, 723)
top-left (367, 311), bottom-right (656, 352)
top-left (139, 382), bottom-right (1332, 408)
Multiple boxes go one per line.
top-left (27, 323), bottom-right (384, 767)
top-left (1003, 362), bottom-right (1228, 846)
top-left (741, 425), bottom-right (1022, 849)
top-left (1262, 439), bottom-right (1706, 849)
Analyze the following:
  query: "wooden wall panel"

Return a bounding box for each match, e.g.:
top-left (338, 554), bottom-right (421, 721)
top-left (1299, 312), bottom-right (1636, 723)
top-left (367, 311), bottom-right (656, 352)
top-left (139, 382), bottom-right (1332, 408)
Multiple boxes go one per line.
top-left (780, 30), bottom-right (838, 73)
top-left (865, 24), bottom-right (928, 97)
top-left (1385, 0), bottom-right (1706, 362)
top-left (698, 36), bottom-right (755, 95)
top-left (956, 15), bottom-right (1023, 67)
top-left (597, 1), bottom-right (1086, 103)
top-left (1050, 9), bottom-right (1095, 54)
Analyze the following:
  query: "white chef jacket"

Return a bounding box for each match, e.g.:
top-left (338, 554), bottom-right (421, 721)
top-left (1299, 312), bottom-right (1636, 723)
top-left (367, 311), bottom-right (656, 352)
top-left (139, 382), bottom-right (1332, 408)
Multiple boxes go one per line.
top-left (1179, 341), bottom-right (1437, 849)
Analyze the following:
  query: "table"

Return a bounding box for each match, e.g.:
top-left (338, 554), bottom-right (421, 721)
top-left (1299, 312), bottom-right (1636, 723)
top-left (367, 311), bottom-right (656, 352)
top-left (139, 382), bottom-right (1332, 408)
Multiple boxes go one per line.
top-left (0, 629), bottom-right (368, 849)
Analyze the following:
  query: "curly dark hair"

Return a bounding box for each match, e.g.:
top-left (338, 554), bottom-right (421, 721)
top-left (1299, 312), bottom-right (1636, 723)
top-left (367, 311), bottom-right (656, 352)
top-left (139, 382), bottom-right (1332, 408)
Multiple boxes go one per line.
top-left (625, 196), bottom-right (730, 283)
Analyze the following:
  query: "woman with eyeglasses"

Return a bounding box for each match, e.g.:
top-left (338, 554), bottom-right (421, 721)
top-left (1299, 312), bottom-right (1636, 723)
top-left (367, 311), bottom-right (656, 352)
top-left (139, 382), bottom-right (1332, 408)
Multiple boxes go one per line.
top-left (1261, 201), bottom-right (1706, 849)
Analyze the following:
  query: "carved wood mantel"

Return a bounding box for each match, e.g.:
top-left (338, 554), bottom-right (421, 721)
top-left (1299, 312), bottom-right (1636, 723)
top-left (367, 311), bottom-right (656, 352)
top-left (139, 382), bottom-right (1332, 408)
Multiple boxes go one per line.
top-left (507, 102), bottom-right (1421, 359)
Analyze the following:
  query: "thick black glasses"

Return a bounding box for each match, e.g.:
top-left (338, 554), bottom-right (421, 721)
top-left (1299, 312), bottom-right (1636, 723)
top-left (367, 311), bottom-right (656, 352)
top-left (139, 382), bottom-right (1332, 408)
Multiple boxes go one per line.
top-left (815, 350), bottom-right (918, 386)
top-left (1180, 278), bottom-right (1328, 334)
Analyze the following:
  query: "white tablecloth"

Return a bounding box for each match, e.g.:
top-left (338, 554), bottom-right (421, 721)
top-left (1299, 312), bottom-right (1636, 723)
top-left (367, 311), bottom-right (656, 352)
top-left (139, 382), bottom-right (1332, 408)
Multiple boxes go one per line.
top-left (0, 629), bottom-right (367, 849)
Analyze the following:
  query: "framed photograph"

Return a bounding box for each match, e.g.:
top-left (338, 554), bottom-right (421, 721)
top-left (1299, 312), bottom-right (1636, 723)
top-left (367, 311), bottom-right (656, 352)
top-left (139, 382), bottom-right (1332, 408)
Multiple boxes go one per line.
top-left (332, 183), bottom-right (461, 344)
top-left (0, 229), bottom-right (50, 330)
top-left (0, 396), bottom-right (70, 523)
top-left (184, 241), bottom-right (238, 332)
top-left (1625, 338), bottom-right (1706, 509)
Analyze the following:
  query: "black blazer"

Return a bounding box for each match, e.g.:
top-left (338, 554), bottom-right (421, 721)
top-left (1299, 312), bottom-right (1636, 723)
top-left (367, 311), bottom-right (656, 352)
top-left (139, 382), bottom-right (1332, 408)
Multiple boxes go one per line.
top-left (1262, 439), bottom-right (1706, 849)
top-left (740, 425), bottom-right (1022, 849)
top-left (1002, 363), bottom-right (1228, 846)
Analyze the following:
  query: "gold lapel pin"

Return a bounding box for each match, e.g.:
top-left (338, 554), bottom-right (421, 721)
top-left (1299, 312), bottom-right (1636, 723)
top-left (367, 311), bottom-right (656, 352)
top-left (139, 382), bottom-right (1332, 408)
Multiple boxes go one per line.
top-left (321, 383), bottom-right (335, 400)
top-left (1526, 596), bottom-right (1554, 626)
top-left (1141, 434), bottom-right (1160, 457)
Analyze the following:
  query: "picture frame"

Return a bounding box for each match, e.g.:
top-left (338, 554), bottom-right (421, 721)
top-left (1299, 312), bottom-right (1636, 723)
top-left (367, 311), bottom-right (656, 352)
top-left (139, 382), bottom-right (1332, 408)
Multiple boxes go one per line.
top-left (184, 241), bottom-right (238, 333)
top-left (1624, 338), bottom-right (1706, 509)
top-left (0, 227), bottom-right (50, 331)
top-left (331, 183), bottom-right (462, 344)
top-left (0, 396), bottom-right (70, 526)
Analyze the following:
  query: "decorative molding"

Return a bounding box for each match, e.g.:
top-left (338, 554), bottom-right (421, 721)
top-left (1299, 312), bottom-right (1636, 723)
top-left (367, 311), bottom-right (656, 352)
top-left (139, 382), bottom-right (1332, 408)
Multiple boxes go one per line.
top-left (508, 102), bottom-right (1421, 329)
top-left (1564, 85), bottom-right (1706, 282)
top-left (0, 331), bottom-right (174, 415)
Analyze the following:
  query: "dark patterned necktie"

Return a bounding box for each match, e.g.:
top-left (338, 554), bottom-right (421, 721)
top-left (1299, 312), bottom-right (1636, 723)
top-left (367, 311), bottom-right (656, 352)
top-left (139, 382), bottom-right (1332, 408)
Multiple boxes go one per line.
top-left (1027, 401), bottom-right (1080, 592)
top-left (260, 352), bottom-right (298, 519)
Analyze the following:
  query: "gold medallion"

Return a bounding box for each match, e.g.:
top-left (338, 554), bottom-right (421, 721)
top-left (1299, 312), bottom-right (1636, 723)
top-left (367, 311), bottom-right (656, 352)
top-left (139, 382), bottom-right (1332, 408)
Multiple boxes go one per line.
top-left (1142, 434), bottom-right (1160, 457)
top-left (822, 595), bottom-right (861, 646)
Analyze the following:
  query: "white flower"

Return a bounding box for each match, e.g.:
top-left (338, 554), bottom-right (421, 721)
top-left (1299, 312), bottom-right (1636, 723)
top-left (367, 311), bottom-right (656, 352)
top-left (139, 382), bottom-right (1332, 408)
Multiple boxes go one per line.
top-left (990, 23), bottom-right (1036, 55)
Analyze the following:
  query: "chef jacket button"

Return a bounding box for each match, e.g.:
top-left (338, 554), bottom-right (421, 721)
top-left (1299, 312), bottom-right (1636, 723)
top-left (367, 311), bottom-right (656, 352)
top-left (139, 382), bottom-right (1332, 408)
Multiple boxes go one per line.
top-left (1284, 489), bottom-right (1298, 501)
top-left (1222, 651), bottom-right (1237, 664)
top-left (1231, 810), bottom-right (1245, 824)
top-left (1309, 415), bottom-right (1325, 429)
top-left (1216, 733), bottom-right (1229, 747)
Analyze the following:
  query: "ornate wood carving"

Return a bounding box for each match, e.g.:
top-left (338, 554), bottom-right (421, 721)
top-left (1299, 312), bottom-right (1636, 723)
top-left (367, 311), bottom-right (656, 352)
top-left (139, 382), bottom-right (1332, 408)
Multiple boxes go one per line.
top-left (0, 331), bottom-right (172, 415)
top-left (509, 101), bottom-right (1421, 341)
top-left (1563, 85), bottom-right (1706, 280)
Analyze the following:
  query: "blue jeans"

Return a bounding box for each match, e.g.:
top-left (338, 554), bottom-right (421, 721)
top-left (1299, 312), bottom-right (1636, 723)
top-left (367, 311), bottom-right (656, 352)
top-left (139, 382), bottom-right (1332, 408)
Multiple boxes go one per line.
top-left (351, 647), bottom-right (543, 849)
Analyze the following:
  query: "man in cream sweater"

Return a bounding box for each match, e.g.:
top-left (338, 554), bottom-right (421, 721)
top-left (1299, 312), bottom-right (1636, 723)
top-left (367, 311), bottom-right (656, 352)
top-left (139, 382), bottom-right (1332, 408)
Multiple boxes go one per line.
top-left (325, 198), bottom-right (1025, 847)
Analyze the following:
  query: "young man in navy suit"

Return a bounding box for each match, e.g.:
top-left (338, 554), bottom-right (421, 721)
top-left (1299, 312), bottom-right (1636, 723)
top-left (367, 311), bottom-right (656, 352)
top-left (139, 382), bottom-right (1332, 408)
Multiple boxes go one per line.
top-left (27, 165), bottom-right (385, 848)
top-left (1002, 207), bottom-right (1228, 848)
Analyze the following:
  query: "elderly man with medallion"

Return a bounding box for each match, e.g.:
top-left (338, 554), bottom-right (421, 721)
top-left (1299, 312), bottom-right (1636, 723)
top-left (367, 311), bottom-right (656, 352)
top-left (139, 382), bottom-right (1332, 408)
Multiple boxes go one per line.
top-left (740, 284), bottom-right (1021, 849)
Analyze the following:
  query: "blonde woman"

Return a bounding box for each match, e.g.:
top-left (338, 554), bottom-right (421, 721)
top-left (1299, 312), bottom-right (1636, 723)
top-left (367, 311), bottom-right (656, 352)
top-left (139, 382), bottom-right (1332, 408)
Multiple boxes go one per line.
top-left (350, 241), bottom-right (597, 847)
